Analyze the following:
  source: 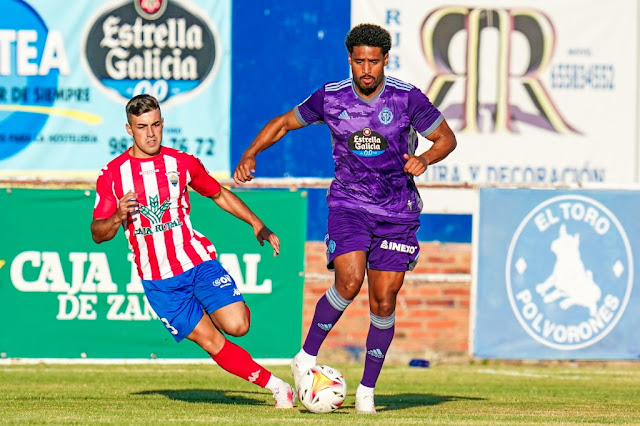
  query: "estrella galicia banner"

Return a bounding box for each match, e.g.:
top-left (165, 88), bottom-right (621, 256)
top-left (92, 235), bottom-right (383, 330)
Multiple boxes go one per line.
top-left (0, 0), bottom-right (230, 179)
top-left (352, 0), bottom-right (638, 186)
top-left (0, 188), bottom-right (306, 359)
top-left (473, 188), bottom-right (639, 359)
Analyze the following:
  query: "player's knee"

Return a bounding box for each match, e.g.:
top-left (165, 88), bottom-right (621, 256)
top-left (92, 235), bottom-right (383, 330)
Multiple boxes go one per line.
top-left (371, 300), bottom-right (396, 317)
top-left (223, 318), bottom-right (250, 337)
top-left (335, 277), bottom-right (364, 299)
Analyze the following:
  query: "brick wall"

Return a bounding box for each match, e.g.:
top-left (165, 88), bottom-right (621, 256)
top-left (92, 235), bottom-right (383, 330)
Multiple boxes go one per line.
top-left (301, 241), bottom-right (472, 365)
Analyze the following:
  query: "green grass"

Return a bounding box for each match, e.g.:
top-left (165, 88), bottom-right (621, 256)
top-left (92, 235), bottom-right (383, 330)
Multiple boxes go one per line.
top-left (1, 363), bottom-right (639, 424)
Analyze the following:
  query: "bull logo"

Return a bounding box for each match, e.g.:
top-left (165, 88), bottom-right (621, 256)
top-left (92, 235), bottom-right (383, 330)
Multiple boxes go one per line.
top-left (506, 195), bottom-right (632, 350)
top-left (535, 225), bottom-right (601, 316)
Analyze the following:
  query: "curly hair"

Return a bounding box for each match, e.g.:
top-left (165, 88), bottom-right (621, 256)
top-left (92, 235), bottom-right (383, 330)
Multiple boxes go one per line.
top-left (126, 94), bottom-right (160, 122)
top-left (345, 23), bottom-right (392, 55)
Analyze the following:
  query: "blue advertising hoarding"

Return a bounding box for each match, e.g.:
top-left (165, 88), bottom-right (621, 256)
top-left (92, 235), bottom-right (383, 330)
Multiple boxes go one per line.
top-left (0, 0), bottom-right (231, 178)
top-left (474, 188), bottom-right (640, 359)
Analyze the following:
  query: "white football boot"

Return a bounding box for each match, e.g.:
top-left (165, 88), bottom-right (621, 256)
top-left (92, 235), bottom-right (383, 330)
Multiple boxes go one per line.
top-left (355, 384), bottom-right (376, 414)
top-left (290, 350), bottom-right (315, 390)
top-left (271, 379), bottom-right (295, 409)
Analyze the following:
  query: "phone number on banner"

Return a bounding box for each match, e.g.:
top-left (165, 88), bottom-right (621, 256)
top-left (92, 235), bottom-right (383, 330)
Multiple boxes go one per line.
top-left (109, 136), bottom-right (216, 157)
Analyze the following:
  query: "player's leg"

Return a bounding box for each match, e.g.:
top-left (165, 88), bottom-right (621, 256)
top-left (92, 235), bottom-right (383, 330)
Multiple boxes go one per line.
top-left (291, 207), bottom-right (370, 388)
top-left (186, 310), bottom-right (294, 408)
top-left (192, 259), bottom-right (294, 408)
top-left (354, 216), bottom-right (420, 413)
top-left (208, 301), bottom-right (250, 337)
top-left (355, 269), bottom-right (404, 414)
top-left (292, 251), bottom-right (366, 387)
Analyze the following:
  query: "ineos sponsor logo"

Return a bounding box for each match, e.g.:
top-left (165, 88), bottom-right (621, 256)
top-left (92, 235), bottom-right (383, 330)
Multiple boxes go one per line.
top-left (380, 240), bottom-right (417, 254)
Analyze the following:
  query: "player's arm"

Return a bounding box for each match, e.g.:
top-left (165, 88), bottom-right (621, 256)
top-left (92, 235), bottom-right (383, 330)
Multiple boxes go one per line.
top-left (404, 119), bottom-right (457, 176)
top-left (90, 191), bottom-right (138, 243)
top-left (211, 187), bottom-right (280, 256)
top-left (233, 109), bottom-right (303, 184)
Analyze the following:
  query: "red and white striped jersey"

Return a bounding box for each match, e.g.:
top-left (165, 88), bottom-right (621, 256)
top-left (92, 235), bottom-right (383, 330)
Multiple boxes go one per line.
top-left (93, 146), bottom-right (222, 280)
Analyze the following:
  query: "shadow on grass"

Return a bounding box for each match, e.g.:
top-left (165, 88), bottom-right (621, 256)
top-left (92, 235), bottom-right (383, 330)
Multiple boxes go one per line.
top-left (133, 389), bottom-right (482, 412)
top-left (373, 393), bottom-right (484, 412)
top-left (133, 389), bottom-right (265, 406)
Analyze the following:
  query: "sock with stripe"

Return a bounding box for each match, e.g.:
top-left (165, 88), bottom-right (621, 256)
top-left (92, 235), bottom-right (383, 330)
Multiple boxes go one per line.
top-left (302, 285), bottom-right (352, 356)
top-left (361, 311), bottom-right (395, 388)
top-left (210, 339), bottom-right (271, 388)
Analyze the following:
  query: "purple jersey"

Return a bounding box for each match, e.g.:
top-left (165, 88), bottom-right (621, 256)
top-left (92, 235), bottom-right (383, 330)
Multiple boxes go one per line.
top-left (294, 76), bottom-right (443, 219)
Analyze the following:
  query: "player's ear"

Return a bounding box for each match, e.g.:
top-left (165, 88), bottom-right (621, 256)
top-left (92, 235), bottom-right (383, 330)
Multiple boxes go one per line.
top-left (383, 52), bottom-right (389, 66)
top-left (125, 123), bottom-right (133, 136)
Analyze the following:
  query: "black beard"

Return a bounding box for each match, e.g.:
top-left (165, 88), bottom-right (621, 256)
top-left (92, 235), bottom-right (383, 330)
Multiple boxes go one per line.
top-left (356, 79), bottom-right (379, 96)
top-left (359, 85), bottom-right (376, 96)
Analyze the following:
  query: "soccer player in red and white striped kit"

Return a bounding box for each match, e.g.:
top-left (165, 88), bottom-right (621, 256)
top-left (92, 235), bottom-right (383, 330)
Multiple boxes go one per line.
top-left (91, 94), bottom-right (294, 408)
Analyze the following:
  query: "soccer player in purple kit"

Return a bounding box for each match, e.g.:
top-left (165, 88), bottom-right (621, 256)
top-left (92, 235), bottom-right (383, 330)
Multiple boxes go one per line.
top-left (233, 23), bottom-right (457, 414)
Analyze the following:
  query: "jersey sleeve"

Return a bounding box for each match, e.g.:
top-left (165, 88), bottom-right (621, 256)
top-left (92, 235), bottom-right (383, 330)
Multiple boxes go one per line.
top-left (185, 154), bottom-right (222, 197)
top-left (294, 86), bottom-right (325, 126)
top-left (408, 88), bottom-right (444, 137)
top-left (93, 167), bottom-right (118, 219)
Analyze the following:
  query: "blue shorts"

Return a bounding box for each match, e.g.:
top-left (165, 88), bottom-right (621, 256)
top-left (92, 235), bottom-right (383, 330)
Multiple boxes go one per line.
top-left (325, 206), bottom-right (420, 272)
top-left (142, 259), bottom-right (245, 342)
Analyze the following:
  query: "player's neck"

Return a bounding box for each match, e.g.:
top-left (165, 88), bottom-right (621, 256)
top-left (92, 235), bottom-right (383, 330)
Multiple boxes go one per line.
top-left (128, 145), bottom-right (162, 159)
top-left (353, 75), bottom-right (385, 99)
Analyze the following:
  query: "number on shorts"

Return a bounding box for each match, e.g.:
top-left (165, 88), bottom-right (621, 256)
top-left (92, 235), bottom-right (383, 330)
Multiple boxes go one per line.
top-left (161, 317), bottom-right (178, 335)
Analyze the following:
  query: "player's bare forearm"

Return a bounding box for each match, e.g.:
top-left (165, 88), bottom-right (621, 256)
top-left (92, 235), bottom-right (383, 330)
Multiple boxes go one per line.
top-left (404, 119), bottom-right (457, 176)
top-left (91, 190), bottom-right (138, 243)
top-left (421, 119), bottom-right (457, 166)
top-left (212, 187), bottom-right (263, 230)
top-left (234, 110), bottom-right (303, 184)
top-left (211, 187), bottom-right (280, 255)
top-left (90, 215), bottom-right (124, 243)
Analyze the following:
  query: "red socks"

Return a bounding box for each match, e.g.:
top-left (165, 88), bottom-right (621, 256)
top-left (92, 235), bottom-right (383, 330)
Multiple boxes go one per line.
top-left (210, 339), bottom-right (271, 388)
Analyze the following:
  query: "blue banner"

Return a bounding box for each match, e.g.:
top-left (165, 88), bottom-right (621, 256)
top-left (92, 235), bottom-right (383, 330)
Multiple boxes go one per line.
top-left (474, 188), bottom-right (640, 359)
top-left (0, 0), bottom-right (230, 178)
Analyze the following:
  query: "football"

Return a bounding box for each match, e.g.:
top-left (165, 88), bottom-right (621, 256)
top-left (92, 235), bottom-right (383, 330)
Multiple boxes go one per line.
top-left (297, 365), bottom-right (347, 413)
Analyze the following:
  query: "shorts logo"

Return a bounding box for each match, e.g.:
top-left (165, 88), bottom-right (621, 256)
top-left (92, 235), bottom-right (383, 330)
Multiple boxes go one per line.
top-left (327, 239), bottom-right (336, 254)
top-left (213, 274), bottom-right (233, 287)
top-left (380, 240), bottom-right (417, 254)
top-left (348, 128), bottom-right (388, 157)
top-left (378, 107), bottom-right (393, 125)
top-left (506, 195), bottom-right (633, 350)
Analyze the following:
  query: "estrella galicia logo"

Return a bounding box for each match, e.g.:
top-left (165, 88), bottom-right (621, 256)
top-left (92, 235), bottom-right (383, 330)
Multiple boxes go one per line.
top-left (348, 127), bottom-right (388, 157)
top-left (378, 107), bottom-right (393, 125)
top-left (82, 0), bottom-right (219, 105)
top-left (505, 195), bottom-right (632, 350)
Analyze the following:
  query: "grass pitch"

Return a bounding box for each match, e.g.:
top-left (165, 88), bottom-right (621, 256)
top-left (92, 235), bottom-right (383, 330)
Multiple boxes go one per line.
top-left (1, 362), bottom-right (639, 424)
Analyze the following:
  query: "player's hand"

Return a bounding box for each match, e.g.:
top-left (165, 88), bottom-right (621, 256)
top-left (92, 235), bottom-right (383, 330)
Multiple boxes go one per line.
top-left (117, 191), bottom-right (138, 222)
top-left (403, 153), bottom-right (428, 176)
top-left (256, 225), bottom-right (280, 257)
top-left (233, 155), bottom-right (257, 185)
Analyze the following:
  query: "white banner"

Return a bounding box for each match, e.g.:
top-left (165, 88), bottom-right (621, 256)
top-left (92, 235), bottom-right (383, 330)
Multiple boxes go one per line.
top-left (352, 0), bottom-right (638, 185)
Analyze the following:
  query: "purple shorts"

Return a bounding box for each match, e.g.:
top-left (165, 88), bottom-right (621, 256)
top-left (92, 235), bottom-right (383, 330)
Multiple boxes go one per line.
top-left (325, 206), bottom-right (420, 272)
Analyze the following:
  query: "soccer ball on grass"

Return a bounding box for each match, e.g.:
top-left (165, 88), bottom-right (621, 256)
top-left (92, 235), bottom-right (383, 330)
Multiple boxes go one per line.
top-left (297, 365), bottom-right (347, 413)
